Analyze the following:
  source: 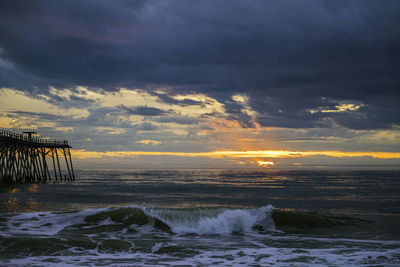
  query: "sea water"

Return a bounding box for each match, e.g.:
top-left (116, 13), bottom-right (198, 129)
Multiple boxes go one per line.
top-left (0, 169), bottom-right (399, 266)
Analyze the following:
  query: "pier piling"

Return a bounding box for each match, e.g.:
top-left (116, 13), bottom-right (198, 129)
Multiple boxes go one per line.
top-left (0, 129), bottom-right (75, 185)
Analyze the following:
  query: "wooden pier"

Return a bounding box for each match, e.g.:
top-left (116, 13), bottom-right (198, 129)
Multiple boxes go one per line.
top-left (0, 129), bottom-right (75, 185)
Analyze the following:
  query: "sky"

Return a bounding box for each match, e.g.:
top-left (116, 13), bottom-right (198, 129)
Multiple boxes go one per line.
top-left (0, 0), bottom-right (399, 169)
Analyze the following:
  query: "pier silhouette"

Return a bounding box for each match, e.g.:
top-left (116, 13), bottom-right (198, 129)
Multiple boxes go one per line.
top-left (0, 129), bottom-right (75, 185)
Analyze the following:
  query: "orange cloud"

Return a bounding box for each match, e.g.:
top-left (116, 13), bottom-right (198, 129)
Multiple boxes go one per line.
top-left (71, 149), bottom-right (400, 160)
top-left (136, 140), bottom-right (162, 145)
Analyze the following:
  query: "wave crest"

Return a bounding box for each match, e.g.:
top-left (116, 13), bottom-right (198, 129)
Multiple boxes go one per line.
top-left (5, 205), bottom-right (275, 236)
top-left (150, 205), bottom-right (275, 235)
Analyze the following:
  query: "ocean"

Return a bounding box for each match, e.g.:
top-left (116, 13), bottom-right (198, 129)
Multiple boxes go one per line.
top-left (0, 169), bottom-right (399, 266)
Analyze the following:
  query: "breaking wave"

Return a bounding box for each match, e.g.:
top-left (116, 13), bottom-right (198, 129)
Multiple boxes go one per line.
top-left (3, 205), bottom-right (276, 236)
top-left (2, 205), bottom-right (375, 238)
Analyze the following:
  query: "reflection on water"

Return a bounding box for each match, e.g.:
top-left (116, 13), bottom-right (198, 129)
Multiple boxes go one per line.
top-left (3, 197), bottom-right (19, 212)
top-left (1, 184), bottom-right (41, 212)
top-left (28, 184), bottom-right (40, 193)
top-left (8, 188), bottom-right (20, 194)
top-left (26, 198), bottom-right (39, 211)
top-left (0, 169), bottom-right (399, 215)
top-left (1, 196), bottom-right (40, 212)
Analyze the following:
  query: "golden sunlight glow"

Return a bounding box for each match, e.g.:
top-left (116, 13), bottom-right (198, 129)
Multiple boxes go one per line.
top-left (0, 88), bottom-right (89, 120)
top-left (232, 94), bottom-right (248, 104)
top-left (309, 103), bottom-right (364, 114)
top-left (257, 160), bottom-right (274, 167)
top-left (44, 87), bottom-right (230, 135)
top-left (231, 93), bottom-right (258, 118)
top-left (136, 140), bottom-right (162, 145)
top-left (72, 149), bottom-right (400, 160)
top-left (333, 104), bottom-right (364, 112)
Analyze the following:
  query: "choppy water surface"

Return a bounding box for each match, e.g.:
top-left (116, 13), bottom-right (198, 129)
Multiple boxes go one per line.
top-left (0, 169), bottom-right (399, 266)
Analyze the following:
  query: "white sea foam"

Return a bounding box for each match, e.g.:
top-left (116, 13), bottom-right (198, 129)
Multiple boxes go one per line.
top-left (3, 246), bottom-right (400, 266)
top-left (148, 205), bottom-right (274, 235)
top-left (6, 208), bottom-right (107, 235)
top-left (4, 205), bottom-right (275, 237)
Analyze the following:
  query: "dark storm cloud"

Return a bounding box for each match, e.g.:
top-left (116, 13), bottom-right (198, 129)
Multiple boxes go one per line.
top-left (154, 116), bottom-right (201, 125)
top-left (118, 105), bottom-right (171, 116)
top-left (152, 92), bottom-right (203, 107)
top-left (136, 122), bottom-right (159, 131)
top-left (0, 0), bottom-right (399, 129)
top-left (8, 111), bottom-right (64, 121)
top-left (332, 105), bottom-right (400, 130)
top-left (223, 99), bottom-right (257, 128)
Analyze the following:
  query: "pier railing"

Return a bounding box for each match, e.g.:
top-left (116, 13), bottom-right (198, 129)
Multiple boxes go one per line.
top-left (0, 129), bottom-right (69, 147)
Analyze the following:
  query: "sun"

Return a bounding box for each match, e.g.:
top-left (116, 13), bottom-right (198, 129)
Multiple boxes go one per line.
top-left (257, 160), bottom-right (274, 167)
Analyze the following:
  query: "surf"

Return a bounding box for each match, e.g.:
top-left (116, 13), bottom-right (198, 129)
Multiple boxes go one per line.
top-left (1, 205), bottom-right (399, 266)
top-left (3, 205), bottom-right (376, 237)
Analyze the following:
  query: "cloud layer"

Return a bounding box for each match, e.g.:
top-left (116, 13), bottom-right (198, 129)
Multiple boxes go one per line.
top-left (0, 0), bottom-right (399, 168)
